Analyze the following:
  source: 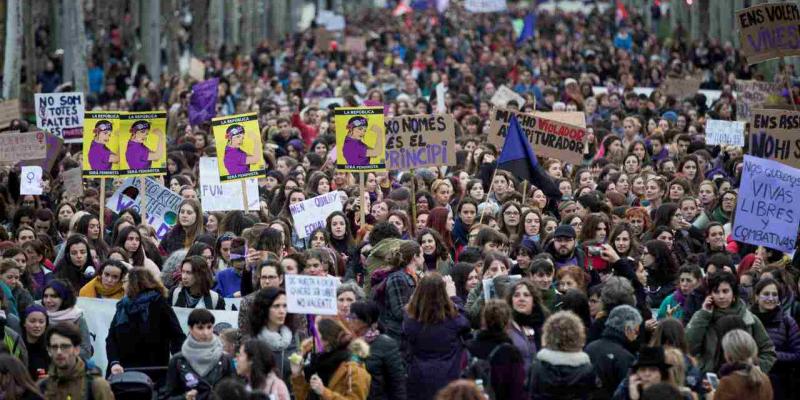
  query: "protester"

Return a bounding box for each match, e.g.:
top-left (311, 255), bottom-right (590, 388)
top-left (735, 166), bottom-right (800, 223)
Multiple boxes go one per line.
top-left (169, 255), bottom-right (226, 309)
top-left (39, 323), bottom-right (114, 399)
top-left (236, 338), bottom-right (290, 399)
top-left (0, 354), bottom-right (43, 400)
top-left (78, 259), bottom-right (126, 299)
top-left (40, 280), bottom-right (90, 360)
top-left (348, 300), bottom-right (406, 400)
top-left (246, 287), bottom-right (298, 387)
top-left (709, 329), bottom-right (773, 399)
top-left (21, 305), bottom-right (49, 380)
top-left (586, 304), bottom-right (642, 399)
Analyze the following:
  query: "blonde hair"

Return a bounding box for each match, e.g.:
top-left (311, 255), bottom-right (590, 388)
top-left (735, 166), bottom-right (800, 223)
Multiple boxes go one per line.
top-left (663, 347), bottom-right (686, 387)
top-left (541, 311), bottom-right (586, 352)
top-left (721, 329), bottom-right (769, 389)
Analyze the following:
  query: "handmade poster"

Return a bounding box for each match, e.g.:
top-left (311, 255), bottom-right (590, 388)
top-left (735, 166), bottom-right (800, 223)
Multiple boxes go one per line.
top-left (735, 80), bottom-right (788, 121)
top-left (659, 77), bottom-right (702, 100)
top-left (490, 85), bottom-right (526, 108)
top-left (106, 177), bottom-right (182, 240)
top-left (289, 191), bottom-right (344, 239)
top-left (118, 111), bottom-right (167, 176)
top-left (0, 99), bottom-right (20, 129)
top-left (732, 155), bottom-right (800, 253)
top-left (385, 114), bottom-right (456, 170)
top-left (334, 106), bottom-right (386, 172)
top-left (705, 119), bottom-right (746, 147)
top-left (736, 3), bottom-right (800, 64)
top-left (83, 112), bottom-right (121, 178)
top-left (62, 167), bottom-right (84, 197)
top-left (0, 132), bottom-right (47, 164)
top-left (748, 108), bottom-right (800, 169)
top-left (344, 36), bottom-right (367, 53)
top-left (211, 113), bottom-right (267, 182)
top-left (34, 92), bottom-right (85, 143)
top-left (20, 166), bottom-right (43, 195)
top-left (18, 131), bottom-right (62, 173)
top-left (465, 0), bottom-right (507, 13)
top-left (285, 274), bottom-right (339, 315)
top-left (189, 57), bottom-right (205, 81)
top-left (487, 108), bottom-right (586, 165)
top-left (198, 157), bottom-right (260, 212)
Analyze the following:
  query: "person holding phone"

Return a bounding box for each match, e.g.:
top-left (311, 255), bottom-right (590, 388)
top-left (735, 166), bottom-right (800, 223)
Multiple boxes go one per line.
top-left (705, 329), bottom-right (773, 399)
top-left (611, 346), bottom-right (672, 400)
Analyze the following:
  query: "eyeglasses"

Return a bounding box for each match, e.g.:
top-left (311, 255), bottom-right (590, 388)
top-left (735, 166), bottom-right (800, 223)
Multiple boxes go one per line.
top-left (48, 343), bottom-right (74, 352)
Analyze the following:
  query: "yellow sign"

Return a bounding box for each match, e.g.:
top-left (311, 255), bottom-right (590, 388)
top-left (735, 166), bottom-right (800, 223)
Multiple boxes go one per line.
top-left (334, 107), bottom-right (386, 172)
top-left (211, 113), bottom-right (267, 182)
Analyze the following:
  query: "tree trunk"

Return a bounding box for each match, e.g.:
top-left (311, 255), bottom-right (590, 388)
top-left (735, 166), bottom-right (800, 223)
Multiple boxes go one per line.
top-left (61, 0), bottom-right (88, 93)
top-left (190, 0), bottom-right (208, 57)
top-left (2, 0), bottom-right (22, 99)
top-left (224, 0), bottom-right (239, 53)
top-left (207, 0), bottom-right (223, 57)
top-left (164, 0), bottom-right (180, 75)
top-left (141, 0), bottom-right (160, 84)
top-left (240, 0), bottom-right (253, 54)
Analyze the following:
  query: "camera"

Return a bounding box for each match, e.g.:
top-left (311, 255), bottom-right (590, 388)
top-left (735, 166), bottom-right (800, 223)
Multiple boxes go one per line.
top-left (587, 245), bottom-right (603, 256)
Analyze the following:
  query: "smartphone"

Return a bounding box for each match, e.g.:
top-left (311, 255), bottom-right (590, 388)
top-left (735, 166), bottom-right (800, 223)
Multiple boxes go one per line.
top-left (706, 372), bottom-right (719, 390)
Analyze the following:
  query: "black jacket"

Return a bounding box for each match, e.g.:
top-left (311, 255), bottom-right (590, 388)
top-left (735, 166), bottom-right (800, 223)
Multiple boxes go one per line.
top-left (163, 352), bottom-right (236, 400)
top-left (529, 348), bottom-right (598, 400)
top-left (364, 334), bottom-right (407, 400)
top-left (585, 331), bottom-right (637, 400)
top-left (465, 330), bottom-right (526, 400)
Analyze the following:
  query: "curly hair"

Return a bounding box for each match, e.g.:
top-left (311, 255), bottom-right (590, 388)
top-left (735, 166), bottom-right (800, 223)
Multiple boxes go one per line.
top-left (247, 287), bottom-right (286, 335)
top-left (541, 311), bottom-right (586, 352)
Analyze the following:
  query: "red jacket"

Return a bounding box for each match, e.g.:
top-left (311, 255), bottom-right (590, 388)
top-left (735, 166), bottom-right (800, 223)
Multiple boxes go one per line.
top-left (291, 113), bottom-right (318, 147)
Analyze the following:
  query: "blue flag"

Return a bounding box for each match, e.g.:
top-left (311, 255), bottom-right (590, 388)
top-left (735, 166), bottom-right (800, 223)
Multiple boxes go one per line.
top-left (515, 12), bottom-right (536, 47)
top-left (497, 115), bottom-right (538, 183)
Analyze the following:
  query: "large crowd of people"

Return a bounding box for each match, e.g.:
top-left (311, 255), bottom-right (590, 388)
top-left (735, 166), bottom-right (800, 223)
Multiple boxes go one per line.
top-left (0, 1), bottom-right (798, 399)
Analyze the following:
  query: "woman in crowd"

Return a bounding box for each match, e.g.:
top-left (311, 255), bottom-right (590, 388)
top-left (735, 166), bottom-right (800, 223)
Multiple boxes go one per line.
top-left (236, 338), bottom-right (290, 400)
top-left (78, 259), bottom-right (126, 299)
top-left (52, 235), bottom-right (95, 294)
top-left (0, 354), bottom-right (43, 400)
top-left (450, 262), bottom-right (479, 303)
top-left (710, 329), bottom-right (773, 399)
top-left (348, 301), bottom-right (406, 400)
top-left (113, 225), bottom-right (160, 279)
top-left (40, 280), bottom-right (91, 360)
top-left (642, 239), bottom-right (679, 309)
top-left (506, 279), bottom-right (547, 361)
top-left (417, 228), bottom-right (453, 275)
top-left (379, 241), bottom-right (423, 339)
top-left (21, 305), bottom-right (49, 380)
top-left (247, 287), bottom-right (297, 387)
top-left (169, 255), bottom-right (225, 309)
top-left (656, 264), bottom-right (703, 322)
top-left (0, 259), bottom-right (33, 315)
top-left (160, 199), bottom-right (205, 254)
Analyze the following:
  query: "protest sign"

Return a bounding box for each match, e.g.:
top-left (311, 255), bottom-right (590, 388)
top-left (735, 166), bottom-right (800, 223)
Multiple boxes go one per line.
top-left (189, 57), bottom-right (205, 81)
top-left (0, 132), bottom-right (47, 164)
top-left (289, 191), bottom-right (344, 239)
top-left (344, 36), bottom-right (367, 53)
top-left (211, 113), bottom-right (267, 182)
top-left (118, 111), bottom-right (167, 176)
top-left (384, 114), bottom-right (456, 170)
top-left (705, 119), bottom-right (746, 147)
top-left (316, 10), bottom-right (345, 31)
top-left (18, 131), bottom-right (62, 173)
top-left (487, 108), bottom-right (586, 165)
top-left (748, 108), bottom-right (800, 169)
top-left (198, 157), bottom-right (260, 211)
top-left (20, 166), bottom-right (43, 195)
top-left (78, 297), bottom-right (238, 374)
top-left (465, 0), bottom-right (507, 13)
top-left (736, 3), bottom-right (800, 64)
top-left (314, 28), bottom-right (335, 52)
top-left (735, 80), bottom-right (787, 121)
top-left (659, 77), bottom-right (702, 100)
top-left (335, 106), bottom-right (386, 172)
top-left (0, 99), bottom-right (20, 129)
top-left (106, 177), bottom-right (182, 240)
top-left (732, 155), bottom-right (800, 253)
top-left (490, 85), bottom-right (526, 108)
top-left (436, 83), bottom-right (447, 114)
top-left (189, 78), bottom-right (219, 125)
top-left (34, 92), bottom-right (85, 143)
top-left (83, 112), bottom-right (121, 177)
top-left (285, 274), bottom-right (339, 315)
top-left (61, 167), bottom-right (83, 197)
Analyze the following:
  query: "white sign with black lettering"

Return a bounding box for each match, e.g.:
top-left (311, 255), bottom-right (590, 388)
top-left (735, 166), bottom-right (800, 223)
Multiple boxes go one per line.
top-left (285, 274), bottom-right (339, 315)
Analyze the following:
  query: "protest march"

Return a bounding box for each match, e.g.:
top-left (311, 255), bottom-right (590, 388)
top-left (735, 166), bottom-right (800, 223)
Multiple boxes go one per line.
top-left (3, 0), bottom-right (800, 399)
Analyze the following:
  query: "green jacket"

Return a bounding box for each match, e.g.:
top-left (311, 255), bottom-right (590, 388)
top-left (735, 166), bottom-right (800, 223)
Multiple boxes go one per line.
top-left (685, 299), bottom-right (776, 373)
top-left (656, 292), bottom-right (684, 321)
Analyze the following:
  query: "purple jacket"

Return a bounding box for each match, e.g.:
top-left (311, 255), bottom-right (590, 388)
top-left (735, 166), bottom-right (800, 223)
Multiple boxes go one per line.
top-left (757, 307), bottom-right (800, 398)
top-left (402, 303), bottom-right (471, 400)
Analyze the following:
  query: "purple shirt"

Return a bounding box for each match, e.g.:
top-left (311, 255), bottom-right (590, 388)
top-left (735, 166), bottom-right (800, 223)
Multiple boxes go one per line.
top-left (342, 136), bottom-right (369, 165)
top-left (224, 146), bottom-right (248, 175)
top-left (88, 141), bottom-right (113, 170)
top-left (126, 141), bottom-right (151, 169)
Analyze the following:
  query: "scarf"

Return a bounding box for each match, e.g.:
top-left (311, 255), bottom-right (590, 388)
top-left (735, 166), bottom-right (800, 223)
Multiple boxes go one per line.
top-left (91, 277), bottom-right (124, 298)
top-left (111, 290), bottom-right (161, 328)
top-left (181, 334), bottom-right (223, 377)
top-left (304, 344), bottom-right (351, 386)
top-left (711, 206), bottom-right (730, 224)
top-left (47, 307), bottom-right (83, 324)
top-left (257, 325), bottom-right (293, 351)
top-left (513, 307), bottom-right (545, 330)
top-left (423, 253), bottom-right (438, 271)
top-left (752, 306), bottom-right (780, 327)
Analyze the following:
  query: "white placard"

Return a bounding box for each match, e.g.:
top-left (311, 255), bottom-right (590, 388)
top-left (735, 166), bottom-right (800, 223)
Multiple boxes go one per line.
top-left (490, 85), bottom-right (526, 108)
top-left (289, 191), bottom-right (344, 239)
top-left (316, 10), bottom-right (345, 31)
top-left (20, 166), bottom-right (43, 195)
top-left (705, 119), bottom-right (745, 147)
top-left (285, 274), bottom-right (339, 315)
top-left (199, 157), bottom-right (260, 211)
top-left (465, 0), bottom-right (507, 13)
top-left (106, 177), bottom-right (183, 240)
top-left (34, 92), bottom-right (85, 143)
top-left (436, 83), bottom-right (447, 113)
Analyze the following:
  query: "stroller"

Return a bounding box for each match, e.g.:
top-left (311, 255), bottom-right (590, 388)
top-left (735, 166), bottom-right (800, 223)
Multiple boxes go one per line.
top-left (108, 366), bottom-right (165, 400)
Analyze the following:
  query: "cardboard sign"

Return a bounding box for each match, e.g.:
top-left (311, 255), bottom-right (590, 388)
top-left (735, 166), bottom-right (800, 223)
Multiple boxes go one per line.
top-left (0, 99), bottom-right (20, 128)
top-left (487, 108), bottom-right (586, 165)
top-left (490, 85), bottom-right (526, 108)
top-left (748, 108), bottom-right (800, 169)
top-left (106, 177), bottom-right (182, 240)
top-left (314, 28), bottom-right (335, 52)
top-left (82, 112), bottom-right (122, 177)
top-left (735, 80), bottom-right (787, 121)
top-left (289, 191), bottom-right (344, 239)
top-left (62, 167), bottom-right (84, 197)
top-left (189, 57), bottom-right (205, 81)
top-left (344, 36), bottom-right (367, 53)
top-left (20, 166), bottom-right (43, 195)
top-left (705, 119), bottom-right (746, 147)
top-left (18, 131), bottom-right (62, 173)
top-left (0, 131), bottom-right (47, 164)
top-left (34, 92), bottom-right (85, 143)
top-left (285, 274), bottom-right (339, 315)
top-left (659, 77), bottom-right (702, 100)
top-left (384, 114), bottom-right (456, 170)
top-left (118, 111), bottom-right (167, 176)
top-left (737, 3), bottom-right (800, 64)
top-left (211, 113), bottom-right (267, 182)
top-left (198, 157), bottom-right (260, 211)
top-left (465, 0), bottom-right (507, 13)
top-left (335, 107), bottom-right (386, 172)
top-left (732, 155), bottom-right (800, 253)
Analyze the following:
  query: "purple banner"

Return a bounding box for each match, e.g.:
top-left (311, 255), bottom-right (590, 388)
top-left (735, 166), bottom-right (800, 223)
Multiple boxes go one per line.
top-left (189, 78), bottom-right (219, 126)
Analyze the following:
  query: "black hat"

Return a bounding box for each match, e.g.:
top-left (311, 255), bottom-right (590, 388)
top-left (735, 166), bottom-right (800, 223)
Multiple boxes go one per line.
top-left (553, 224), bottom-right (576, 239)
top-left (632, 346), bottom-right (671, 371)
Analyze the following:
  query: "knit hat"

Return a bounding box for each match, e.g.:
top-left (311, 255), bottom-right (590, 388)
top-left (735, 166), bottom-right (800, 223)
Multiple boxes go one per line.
top-left (661, 111), bottom-right (678, 123)
top-left (23, 304), bottom-right (49, 323)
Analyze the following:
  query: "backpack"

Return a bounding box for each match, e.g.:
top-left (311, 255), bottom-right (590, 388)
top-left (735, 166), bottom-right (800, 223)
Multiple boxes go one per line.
top-left (460, 343), bottom-right (516, 400)
top-left (370, 267), bottom-right (393, 307)
top-left (171, 287), bottom-right (220, 309)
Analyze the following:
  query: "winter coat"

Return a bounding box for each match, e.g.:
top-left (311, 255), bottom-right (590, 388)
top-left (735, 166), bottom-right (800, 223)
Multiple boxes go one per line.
top-left (714, 362), bottom-right (773, 400)
top-left (163, 352), bottom-right (236, 400)
top-left (38, 357), bottom-right (114, 400)
top-left (363, 333), bottom-right (406, 400)
top-left (685, 299), bottom-right (777, 373)
top-left (585, 328), bottom-right (637, 399)
top-left (403, 305), bottom-right (471, 400)
top-left (544, 241), bottom-right (586, 270)
top-left (465, 330), bottom-right (527, 400)
top-left (168, 286), bottom-right (226, 310)
top-left (508, 321), bottom-right (538, 376)
top-left (529, 348), bottom-right (598, 400)
top-left (291, 339), bottom-right (371, 400)
top-left (379, 269), bottom-right (416, 340)
top-left (753, 307), bottom-right (800, 400)
top-left (24, 335), bottom-right (50, 380)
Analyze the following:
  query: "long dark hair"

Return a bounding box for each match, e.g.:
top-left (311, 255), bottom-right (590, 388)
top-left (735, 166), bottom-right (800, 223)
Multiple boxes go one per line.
top-left (54, 234), bottom-right (94, 292)
top-left (181, 255), bottom-right (213, 296)
top-left (248, 287), bottom-right (286, 335)
top-left (114, 226), bottom-right (146, 267)
top-left (0, 354), bottom-right (42, 400)
top-left (240, 338), bottom-right (276, 390)
top-left (406, 273), bottom-right (458, 324)
top-left (644, 239), bottom-right (678, 286)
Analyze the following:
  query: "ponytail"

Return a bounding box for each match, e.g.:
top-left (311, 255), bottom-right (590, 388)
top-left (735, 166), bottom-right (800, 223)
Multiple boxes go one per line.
top-left (388, 241), bottom-right (421, 271)
top-left (743, 364), bottom-right (769, 389)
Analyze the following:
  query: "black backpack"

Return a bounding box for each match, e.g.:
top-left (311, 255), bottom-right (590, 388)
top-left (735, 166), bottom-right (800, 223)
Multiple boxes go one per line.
top-left (460, 343), bottom-right (516, 400)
